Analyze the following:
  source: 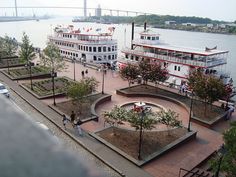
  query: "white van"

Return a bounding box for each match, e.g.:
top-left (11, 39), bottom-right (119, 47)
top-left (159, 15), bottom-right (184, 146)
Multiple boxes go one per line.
top-left (0, 83), bottom-right (10, 98)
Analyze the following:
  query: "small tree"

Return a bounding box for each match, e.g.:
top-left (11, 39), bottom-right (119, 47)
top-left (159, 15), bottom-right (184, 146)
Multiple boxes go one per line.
top-left (67, 77), bottom-right (99, 115)
top-left (103, 105), bottom-right (128, 128)
top-left (157, 109), bottom-right (182, 135)
top-left (42, 42), bottom-right (66, 74)
top-left (1, 35), bottom-right (18, 58)
top-left (119, 63), bottom-right (139, 87)
top-left (138, 60), bottom-right (151, 85)
top-left (83, 76), bottom-right (99, 93)
top-left (210, 122), bottom-right (236, 177)
top-left (149, 63), bottom-right (169, 89)
top-left (19, 32), bottom-right (35, 64)
top-left (188, 70), bottom-right (226, 114)
top-left (128, 109), bottom-right (158, 131)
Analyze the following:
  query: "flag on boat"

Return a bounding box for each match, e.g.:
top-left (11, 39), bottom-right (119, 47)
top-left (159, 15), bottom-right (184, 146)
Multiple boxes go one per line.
top-left (108, 27), bottom-right (115, 33)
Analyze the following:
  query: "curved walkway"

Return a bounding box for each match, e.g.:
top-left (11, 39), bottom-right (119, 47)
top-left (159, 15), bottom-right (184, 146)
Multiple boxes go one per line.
top-left (2, 60), bottom-right (235, 177)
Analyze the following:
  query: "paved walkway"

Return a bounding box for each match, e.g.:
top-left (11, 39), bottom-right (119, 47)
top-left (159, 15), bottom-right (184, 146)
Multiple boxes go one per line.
top-left (1, 60), bottom-right (235, 177)
top-left (0, 72), bottom-right (152, 177)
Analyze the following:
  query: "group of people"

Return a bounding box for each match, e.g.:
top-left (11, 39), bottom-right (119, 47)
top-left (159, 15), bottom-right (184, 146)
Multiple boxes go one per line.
top-left (62, 111), bottom-right (83, 136)
top-left (81, 69), bottom-right (88, 78)
top-left (179, 82), bottom-right (188, 95)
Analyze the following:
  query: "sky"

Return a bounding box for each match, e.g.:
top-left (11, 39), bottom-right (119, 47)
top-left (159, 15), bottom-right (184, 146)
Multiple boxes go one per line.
top-left (1, 0), bottom-right (236, 22)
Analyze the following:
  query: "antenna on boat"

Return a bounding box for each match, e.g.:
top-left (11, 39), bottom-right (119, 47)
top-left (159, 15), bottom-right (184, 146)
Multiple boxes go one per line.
top-left (131, 22), bottom-right (134, 50)
top-left (124, 28), bottom-right (126, 47)
top-left (144, 22), bottom-right (147, 30)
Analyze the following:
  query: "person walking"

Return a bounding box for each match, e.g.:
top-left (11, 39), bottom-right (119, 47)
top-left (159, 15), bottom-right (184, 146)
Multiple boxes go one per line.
top-left (62, 114), bottom-right (69, 130)
top-left (70, 111), bottom-right (76, 127)
top-left (81, 71), bottom-right (85, 78)
top-left (75, 119), bottom-right (83, 136)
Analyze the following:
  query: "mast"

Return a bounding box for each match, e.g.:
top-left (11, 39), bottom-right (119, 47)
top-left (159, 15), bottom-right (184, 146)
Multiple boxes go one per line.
top-left (84, 0), bottom-right (87, 18)
top-left (14, 0), bottom-right (18, 17)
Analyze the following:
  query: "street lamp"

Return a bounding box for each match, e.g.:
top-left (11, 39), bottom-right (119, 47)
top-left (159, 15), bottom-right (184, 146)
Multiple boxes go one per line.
top-left (25, 62), bottom-right (33, 90)
top-left (7, 59), bottom-right (10, 74)
top-left (138, 108), bottom-right (146, 160)
top-left (215, 144), bottom-right (227, 177)
top-left (101, 65), bottom-right (105, 94)
top-left (73, 57), bottom-right (76, 81)
top-left (51, 70), bottom-right (56, 106)
top-left (188, 91), bottom-right (194, 132)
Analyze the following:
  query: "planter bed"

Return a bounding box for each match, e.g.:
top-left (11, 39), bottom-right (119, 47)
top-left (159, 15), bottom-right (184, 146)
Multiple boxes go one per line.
top-left (2, 66), bottom-right (54, 80)
top-left (91, 126), bottom-right (197, 166)
top-left (117, 84), bottom-right (226, 128)
top-left (21, 77), bottom-right (74, 99)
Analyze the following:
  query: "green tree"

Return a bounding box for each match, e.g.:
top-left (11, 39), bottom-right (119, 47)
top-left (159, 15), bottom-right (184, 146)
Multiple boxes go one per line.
top-left (188, 70), bottom-right (226, 114)
top-left (210, 122), bottom-right (236, 177)
top-left (119, 63), bottom-right (139, 87)
top-left (128, 109), bottom-right (158, 131)
top-left (149, 63), bottom-right (168, 88)
top-left (1, 35), bottom-right (18, 58)
top-left (42, 42), bottom-right (66, 74)
top-left (138, 60), bottom-right (151, 85)
top-left (157, 109), bottom-right (182, 135)
top-left (67, 77), bottom-right (99, 115)
top-left (103, 105), bottom-right (128, 128)
top-left (19, 32), bottom-right (35, 64)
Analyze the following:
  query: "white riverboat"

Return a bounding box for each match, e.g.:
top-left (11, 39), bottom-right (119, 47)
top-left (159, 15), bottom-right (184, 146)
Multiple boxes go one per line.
top-left (118, 29), bottom-right (230, 86)
top-left (48, 25), bottom-right (118, 66)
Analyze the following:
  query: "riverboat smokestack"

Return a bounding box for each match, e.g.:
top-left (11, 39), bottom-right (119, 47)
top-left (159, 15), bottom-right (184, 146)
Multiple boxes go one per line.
top-left (131, 22), bottom-right (134, 50)
top-left (144, 22), bottom-right (147, 30)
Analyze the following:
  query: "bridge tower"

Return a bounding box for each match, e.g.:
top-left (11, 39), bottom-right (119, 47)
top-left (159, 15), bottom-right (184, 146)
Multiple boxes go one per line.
top-left (14, 0), bottom-right (18, 17)
top-left (84, 0), bottom-right (87, 18)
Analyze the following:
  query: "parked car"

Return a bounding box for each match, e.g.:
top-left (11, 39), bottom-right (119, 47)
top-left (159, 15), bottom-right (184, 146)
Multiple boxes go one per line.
top-left (0, 83), bottom-right (10, 98)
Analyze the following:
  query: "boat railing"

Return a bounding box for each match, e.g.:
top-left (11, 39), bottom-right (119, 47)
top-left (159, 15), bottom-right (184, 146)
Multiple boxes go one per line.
top-left (122, 48), bottom-right (207, 67)
top-left (48, 35), bottom-right (117, 45)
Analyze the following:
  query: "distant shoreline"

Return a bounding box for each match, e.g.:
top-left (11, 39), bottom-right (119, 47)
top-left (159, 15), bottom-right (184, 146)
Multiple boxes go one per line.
top-left (0, 16), bottom-right (50, 23)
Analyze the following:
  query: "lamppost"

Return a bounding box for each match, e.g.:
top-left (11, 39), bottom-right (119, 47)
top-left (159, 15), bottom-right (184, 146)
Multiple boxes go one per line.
top-left (7, 59), bottom-right (10, 74)
top-left (73, 57), bottom-right (76, 81)
top-left (188, 91), bottom-right (194, 132)
top-left (215, 144), bottom-right (227, 177)
top-left (25, 62), bottom-right (33, 90)
top-left (138, 108), bottom-right (146, 160)
top-left (51, 70), bottom-right (56, 106)
top-left (101, 65), bottom-right (105, 94)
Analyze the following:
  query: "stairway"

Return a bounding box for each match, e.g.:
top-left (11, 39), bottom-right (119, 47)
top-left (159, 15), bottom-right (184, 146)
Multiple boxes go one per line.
top-left (182, 168), bottom-right (214, 177)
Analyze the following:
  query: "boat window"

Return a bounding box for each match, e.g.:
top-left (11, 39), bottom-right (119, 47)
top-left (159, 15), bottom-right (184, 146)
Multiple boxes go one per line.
top-left (98, 57), bottom-right (102, 61)
top-left (174, 65), bottom-right (177, 70)
top-left (89, 47), bottom-right (92, 52)
top-left (125, 54), bottom-right (128, 59)
top-left (103, 47), bottom-right (106, 52)
top-left (178, 66), bottom-right (180, 71)
top-left (147, 36), bottom-right (151, 40)
top-left (73, 53), bottom-right (75, 56)
top-left (115, 54), bottom-right (117, 59)
top-left (93, 56), bottom-right (97, 61)
top-left (108, 47), bottom-right (111, 52)
top-left (78, 45), bottom-right (80, 50)
top-left (86, 46), bottom-right (88, 51)
top-left (152, 37), bottom-right (155, 40)
top-left (131, 55), bottom-right (134, 60)
top-left (135, 56), bottom-right (139, 61)
top-left (93, 47), bottom-right (96, 52)
top-left (108, 55), bottom-right (111, 60)
top-left (112, 55), bottom-right (115, 59)
top-left (98, 47), bottom-right (101, 52)
top-left (112, 46), bottom-right (115, 51)
top-left (104, 55), bottom-right (107, 60)
top-left (76, 54), bottom-right (78, 57)
top-left (141, 36), bottom-right (144, 39)
top-left (115, 45), bottom-right (117, 51)
top-left (156, 37), bottom-right (159, 40)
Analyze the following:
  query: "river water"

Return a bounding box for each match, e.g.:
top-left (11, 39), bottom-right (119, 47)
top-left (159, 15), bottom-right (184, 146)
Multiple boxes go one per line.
top-left (1, 17), bottom-right (235, 98)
